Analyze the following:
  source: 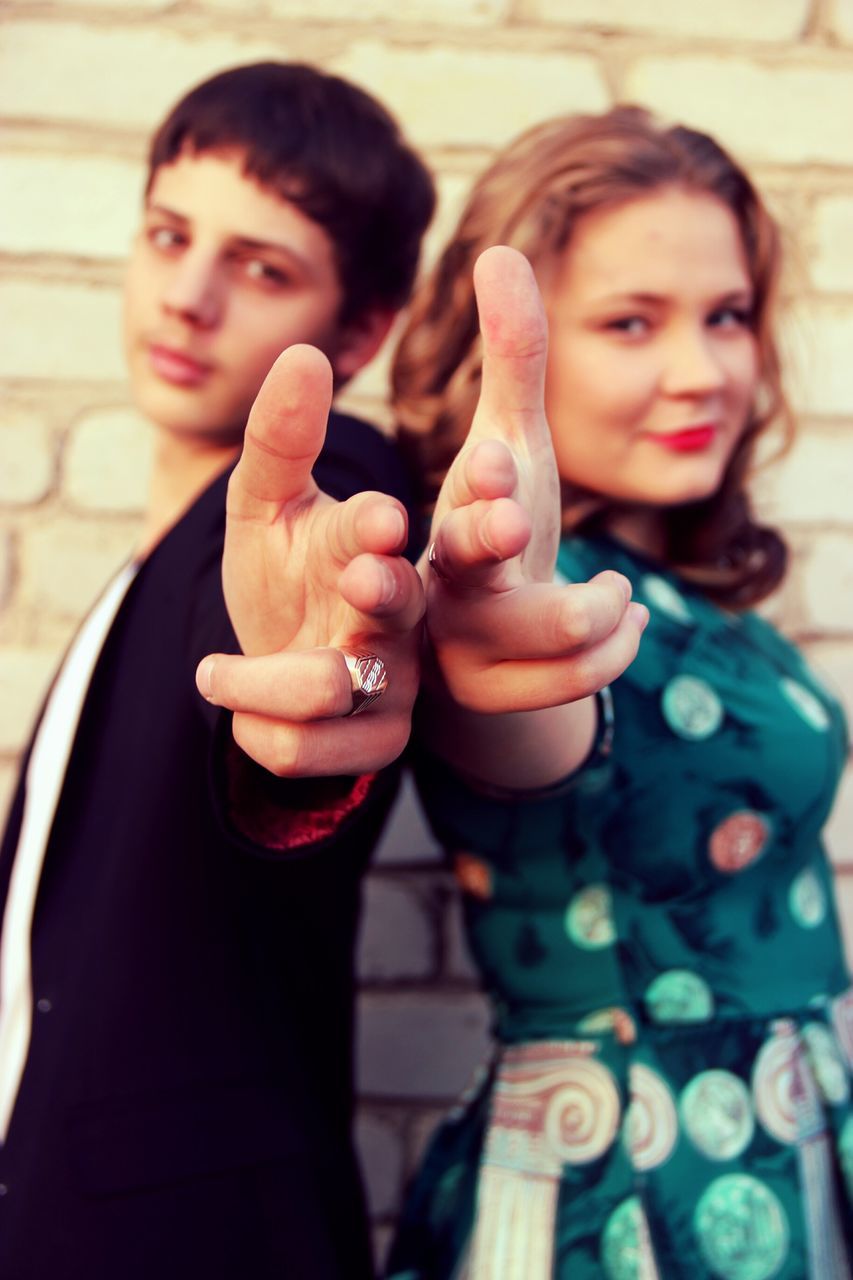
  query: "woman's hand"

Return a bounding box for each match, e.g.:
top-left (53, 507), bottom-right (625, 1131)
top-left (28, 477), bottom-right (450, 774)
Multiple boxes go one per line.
top-left (196, 344), bottom-right (424, 777)
top-left (420, 247), bottom-right (647, 786)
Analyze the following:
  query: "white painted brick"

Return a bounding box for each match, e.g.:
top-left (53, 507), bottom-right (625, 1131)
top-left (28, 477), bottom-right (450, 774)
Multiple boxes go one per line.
top-left (809, 196), bottom-right (853, 293)
top-left (0, 282), bottom-right (125, 382)
top-left (518, 0), bottom-right (809, 40)
top-left (830, 0), bottom-right (853, 43)
top-left (355, 1111), bottom-right (404, 1218)
top-left (357, 991), bottom-right (491, 1098)
top-left (332, 43), bottom-right (609, 149)
top-left (751, 425), bottom-right (853, 526)
top-left (373, 773), bottom-right (442, 866)
top-left (48, 0), bottom-right (173, 7)
top-left (21, 519), bottom-right (137, 619)
top-left (799, 532), bottom-right (853, 632)
top-left (624, 57), bottom-right (853, 167)
top-left (407, 1106), bottom-right (450, 1175)
top-left (64, 408), bottom-right (151, 515)
top-left (268, 0), bottom-right (510, 19)
top-left (445, 893), bottom-right (479, 982)
top-left (0, 648), bottom-right (59, 753)
top-left (357, 877), bottom-right (435, 981)
top-left (0, 154), bottom-right (142, 259)
top-left (0, 407), bottom-right (55, 506)
top-left (0, 22), bottom-right (278, 132)
top-left (782, 298), bottom-right (853, 417)
top-left (0, 530), bottom-right (12, 610)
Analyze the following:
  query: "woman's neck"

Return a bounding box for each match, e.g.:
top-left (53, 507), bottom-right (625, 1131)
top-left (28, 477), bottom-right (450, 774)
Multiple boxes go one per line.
top-left (136, 428), bottom-right (240, 560)
top-left (601, 507), bottom-right (668, 561)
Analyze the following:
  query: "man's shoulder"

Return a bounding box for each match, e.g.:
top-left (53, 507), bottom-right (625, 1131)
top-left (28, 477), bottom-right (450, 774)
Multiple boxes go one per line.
top-left (320, 408), bottom-right (403, 495)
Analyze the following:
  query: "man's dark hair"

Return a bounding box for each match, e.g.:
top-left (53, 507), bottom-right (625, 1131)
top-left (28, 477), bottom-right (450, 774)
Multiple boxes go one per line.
top-left (147, 62), bottom-right (435, 325)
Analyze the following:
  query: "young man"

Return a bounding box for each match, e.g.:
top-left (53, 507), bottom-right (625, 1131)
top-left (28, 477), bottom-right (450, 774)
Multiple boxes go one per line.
top-left (0, 63), bottom-right (434, 1280)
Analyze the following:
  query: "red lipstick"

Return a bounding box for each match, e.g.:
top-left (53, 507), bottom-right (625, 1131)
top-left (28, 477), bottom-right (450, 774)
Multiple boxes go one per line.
top-left (653, 426), bottom-right (717, 453)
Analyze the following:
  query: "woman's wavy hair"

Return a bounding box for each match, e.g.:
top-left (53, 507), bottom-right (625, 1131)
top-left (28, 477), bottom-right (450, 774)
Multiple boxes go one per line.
top-left (393, 106), bottom-right (792, 607)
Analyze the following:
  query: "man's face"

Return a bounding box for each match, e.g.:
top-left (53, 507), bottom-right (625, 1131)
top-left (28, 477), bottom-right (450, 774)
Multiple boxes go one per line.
top-left (123, 149), bottom-right (368, 445)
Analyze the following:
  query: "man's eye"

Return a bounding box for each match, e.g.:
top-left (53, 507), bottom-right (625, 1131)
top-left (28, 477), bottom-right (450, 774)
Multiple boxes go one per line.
top-left (148, 226), bottom-right (184, 251)
top-left (244, 259), bottom-right (289, 286)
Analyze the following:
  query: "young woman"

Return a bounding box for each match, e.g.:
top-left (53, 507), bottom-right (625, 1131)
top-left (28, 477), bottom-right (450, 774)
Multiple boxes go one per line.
top-left (386, 108), bottom-right (853, 1280)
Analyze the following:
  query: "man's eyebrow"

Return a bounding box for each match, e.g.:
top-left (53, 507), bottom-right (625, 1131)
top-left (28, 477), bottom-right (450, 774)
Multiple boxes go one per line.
top-left (229, 235), bottom-right (314, 273)
top-left (143, 204), bottom-right (315, 274)
top-left (145, 201), bottom-right (188, 222)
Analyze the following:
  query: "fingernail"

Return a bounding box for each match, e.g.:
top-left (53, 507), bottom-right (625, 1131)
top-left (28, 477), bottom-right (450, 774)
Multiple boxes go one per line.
top-left (628, 602), bottom-right (649, 632)
top-left (388, 506), bottom-right (406, 547)
top-left (378, 565), bottom-right (397, 606)
top-left (196, 656), bottom-right (217, 702)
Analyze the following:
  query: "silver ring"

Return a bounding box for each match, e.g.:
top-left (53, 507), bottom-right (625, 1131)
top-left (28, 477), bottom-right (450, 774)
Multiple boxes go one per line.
top-left (427, 540), bottom-right (450, 581)
top-left (342, 651), bottom-right (388, 716)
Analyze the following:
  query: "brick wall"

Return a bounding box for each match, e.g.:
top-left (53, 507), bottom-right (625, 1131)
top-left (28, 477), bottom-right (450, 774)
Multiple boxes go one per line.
top-left (2, 0), bottom-right (852, 1259)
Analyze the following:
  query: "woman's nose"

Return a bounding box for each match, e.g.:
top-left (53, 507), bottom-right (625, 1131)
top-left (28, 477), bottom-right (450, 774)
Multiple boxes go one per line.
top-left (660, 328), bottom-right (727, 398)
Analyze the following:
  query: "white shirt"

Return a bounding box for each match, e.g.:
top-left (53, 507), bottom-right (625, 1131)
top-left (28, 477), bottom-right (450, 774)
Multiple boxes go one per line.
top-left (0, 564), bottom-right (137, 1141)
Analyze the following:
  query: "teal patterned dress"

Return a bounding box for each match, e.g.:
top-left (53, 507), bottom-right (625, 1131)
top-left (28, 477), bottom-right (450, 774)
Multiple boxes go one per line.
top-left (387, 533), bottom-right (853, 1280)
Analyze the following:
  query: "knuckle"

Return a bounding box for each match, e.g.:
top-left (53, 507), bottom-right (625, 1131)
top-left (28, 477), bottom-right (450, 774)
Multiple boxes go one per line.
top-left (555, 600), bottom-right (593, 651)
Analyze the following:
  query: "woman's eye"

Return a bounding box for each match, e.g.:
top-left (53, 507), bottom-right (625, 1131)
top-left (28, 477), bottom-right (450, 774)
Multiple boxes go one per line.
top-left (606, 316), bottom-right (649, 336)
top-left (709, 305), bottom-right (752, 330)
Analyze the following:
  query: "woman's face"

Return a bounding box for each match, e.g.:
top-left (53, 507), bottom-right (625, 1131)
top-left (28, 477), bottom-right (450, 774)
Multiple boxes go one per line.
top-left (541, 187), bottom-right (760, 522)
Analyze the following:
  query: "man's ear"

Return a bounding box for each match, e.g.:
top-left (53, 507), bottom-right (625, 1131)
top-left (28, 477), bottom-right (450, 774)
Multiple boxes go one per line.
top-left (330, 307), bottom-right (398, 385)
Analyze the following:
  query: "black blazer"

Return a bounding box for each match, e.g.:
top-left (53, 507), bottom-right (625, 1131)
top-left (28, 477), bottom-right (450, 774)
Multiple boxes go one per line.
top-left (0, 412), bottom-right (412, 1280)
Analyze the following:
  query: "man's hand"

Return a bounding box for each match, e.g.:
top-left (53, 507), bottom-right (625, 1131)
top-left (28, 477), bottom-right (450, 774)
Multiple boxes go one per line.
top-left (420, 247), bottom-right (647, 787)
top-left (196, 344), bottom-right (424, 777)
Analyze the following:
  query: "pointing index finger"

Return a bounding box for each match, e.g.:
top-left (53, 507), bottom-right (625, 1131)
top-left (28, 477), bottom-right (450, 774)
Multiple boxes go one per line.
top-left (227, 343), bottom-right (333, 522)
top-left (473, 245), bottom-right (548, 436)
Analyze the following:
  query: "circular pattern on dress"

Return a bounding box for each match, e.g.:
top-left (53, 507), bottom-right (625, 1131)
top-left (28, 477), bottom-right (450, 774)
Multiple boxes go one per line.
top-left (645, 969), bottom-right (715, 1024)
top-left (788, 867), bottom-right (826, 930)
top-left (802, 1021), bottom-right (850, 1107)
top-left (565, 884), bottom-right (616, 950)
top-left (694, 1174), bottom-right (789, 1280)
top-left (661, 675), bottom-right (724, 741)
top-left (640, 574), bottom-right (693, 625)
top-left (601, 1195), bottom-right (661, 1280)
top-left (625, 1063), bottom-right (678, 1171)
top-left (680, 1070), bottom-right (754, 1161)
top-left (779, 676), bottom-right (830, 732)
top-left (752, 1027), bottom-right (822, 1145)
top-left (708, 812), bottom-right (771, 875)
top-left (544, 1057), bottom-right (621, 1165)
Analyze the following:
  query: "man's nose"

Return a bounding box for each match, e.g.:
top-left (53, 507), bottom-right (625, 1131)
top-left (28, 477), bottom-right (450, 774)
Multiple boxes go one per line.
top-left (161, 252), bottom-right (223, 329)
